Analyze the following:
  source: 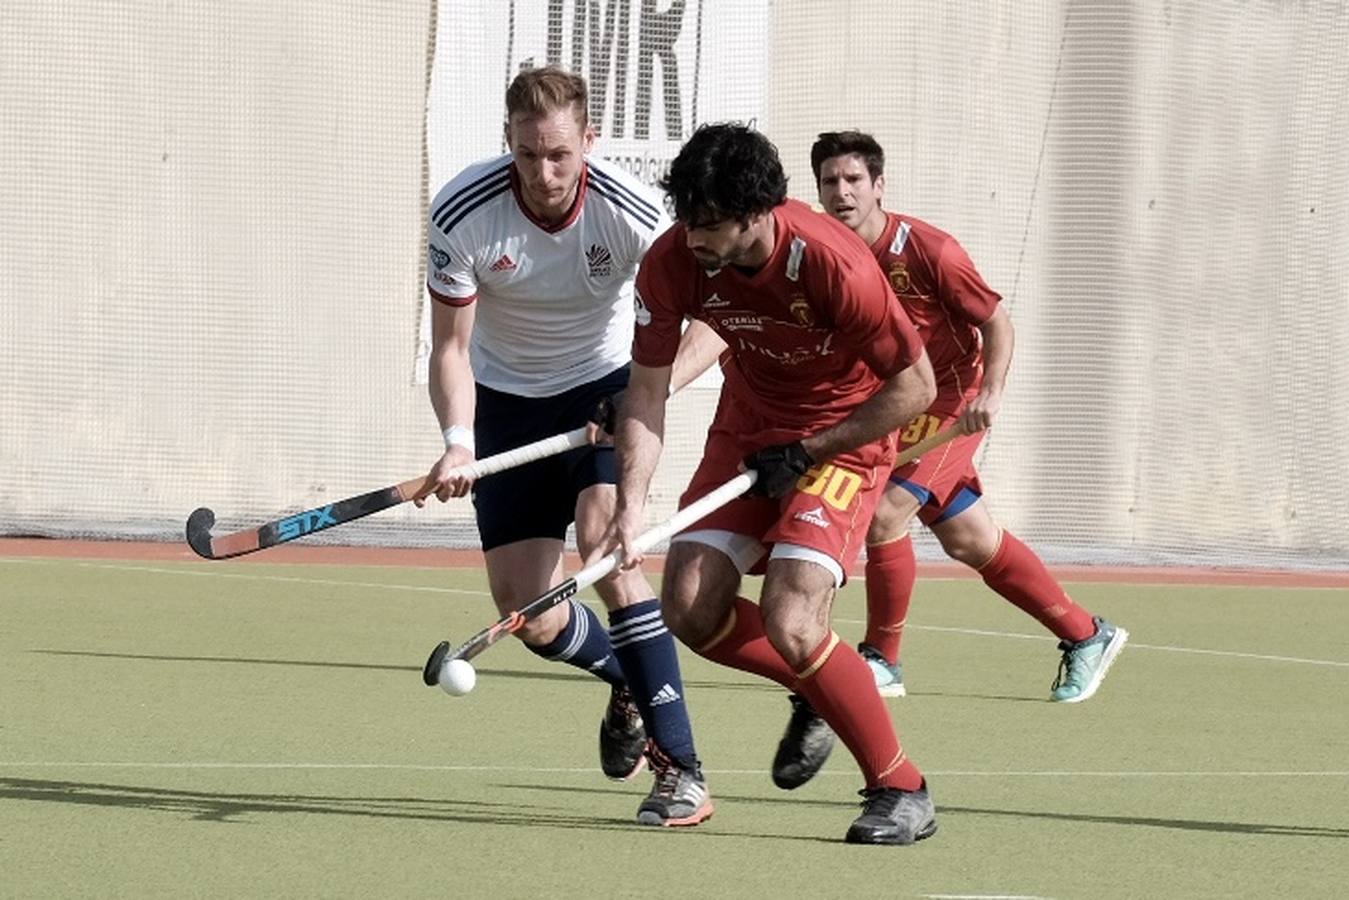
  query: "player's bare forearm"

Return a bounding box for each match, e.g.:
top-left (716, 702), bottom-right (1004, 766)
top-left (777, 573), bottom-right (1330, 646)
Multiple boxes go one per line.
top-left (977, 305), bottom-right (1014, 396)
top-left (962, 306), bottom-right (1013, 432)
top-left (801, 351), bottom-right (936, 462)
top-left (429, 302), bottom-right (476, 432)
top-left (615, 362), bottom-right (669, 514)
top-left (425, 302), bottom-right (477, 500)
top-left (669, 318), bottom-right (727, 393)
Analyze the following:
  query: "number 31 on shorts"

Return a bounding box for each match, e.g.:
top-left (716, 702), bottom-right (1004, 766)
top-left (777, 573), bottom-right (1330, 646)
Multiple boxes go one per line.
top-left (796, 464), bottom-right (863, 511)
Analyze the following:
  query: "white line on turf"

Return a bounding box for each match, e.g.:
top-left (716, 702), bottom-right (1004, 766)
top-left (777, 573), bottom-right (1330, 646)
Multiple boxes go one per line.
top-left (1, 761), bottom-right (1346, 776)
top-left (921, 895), bottom-right (1052, 900)
top-left (831, 621), bottom-right (1349, 669)
top-left (9, 559), bottom-right (1348, 668)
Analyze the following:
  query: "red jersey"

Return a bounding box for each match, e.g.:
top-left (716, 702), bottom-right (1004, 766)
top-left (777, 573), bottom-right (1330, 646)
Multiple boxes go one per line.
top-left (634, 199), bottom-right (924, 435)
top-left (869, 212), bottom-right (1001, 398)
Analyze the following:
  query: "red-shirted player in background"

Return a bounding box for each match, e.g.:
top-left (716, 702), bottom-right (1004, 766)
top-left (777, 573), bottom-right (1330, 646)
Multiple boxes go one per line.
top-left (770, 131), bottom-right (1130, 785)
top-left (603, 123), bottom-right (939, 845)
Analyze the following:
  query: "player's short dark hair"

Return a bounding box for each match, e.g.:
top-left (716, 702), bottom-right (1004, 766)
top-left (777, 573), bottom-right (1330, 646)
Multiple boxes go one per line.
top-left (810, 131), bottom-right (886, 184)
top-left (659, 123), bottom-right (789, 225)
top-left (505, 66), bottom-right (588, 128)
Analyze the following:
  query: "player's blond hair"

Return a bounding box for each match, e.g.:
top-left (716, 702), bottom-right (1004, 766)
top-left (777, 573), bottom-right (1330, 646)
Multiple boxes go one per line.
top-left (504, 66), bottom-right (588, 127)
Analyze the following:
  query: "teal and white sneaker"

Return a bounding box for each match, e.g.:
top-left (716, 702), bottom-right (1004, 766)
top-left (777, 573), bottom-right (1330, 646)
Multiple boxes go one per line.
top-left (1050, 617), bottom-right (1128, 703)
top-left (859, 644), bottom-right (906, 698)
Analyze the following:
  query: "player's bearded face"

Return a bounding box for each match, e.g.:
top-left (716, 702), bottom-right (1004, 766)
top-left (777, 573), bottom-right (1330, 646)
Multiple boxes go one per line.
top-left (818, 154), bottom-right (883, 231)
top-left (507, 106), bottom-right (594, 222)
top-left (685, 218), bottom-right (755, 270)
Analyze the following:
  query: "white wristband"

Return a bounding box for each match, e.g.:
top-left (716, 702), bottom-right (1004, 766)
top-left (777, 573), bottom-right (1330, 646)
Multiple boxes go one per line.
top-left (442, 424), bottom-right (475, 454)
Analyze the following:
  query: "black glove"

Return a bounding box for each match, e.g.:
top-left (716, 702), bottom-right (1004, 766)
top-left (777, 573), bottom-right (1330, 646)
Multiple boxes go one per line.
top-left (743, 441), bottom-right (815, 498)
top-left (588, 393), bottom-right (621, 436)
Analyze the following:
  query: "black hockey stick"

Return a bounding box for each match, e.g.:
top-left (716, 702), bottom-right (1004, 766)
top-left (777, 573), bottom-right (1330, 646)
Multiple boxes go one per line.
top-left (186, 426), bottom-right (590, 560)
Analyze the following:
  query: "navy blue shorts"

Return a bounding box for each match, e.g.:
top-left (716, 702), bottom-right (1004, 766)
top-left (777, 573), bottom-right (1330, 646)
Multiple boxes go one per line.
top-left (471, 366), bottom-right (628, 551)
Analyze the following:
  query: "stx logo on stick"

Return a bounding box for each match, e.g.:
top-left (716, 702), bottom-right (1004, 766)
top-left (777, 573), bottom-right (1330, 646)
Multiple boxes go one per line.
top-left (277, 506), bottom-right (337, 542)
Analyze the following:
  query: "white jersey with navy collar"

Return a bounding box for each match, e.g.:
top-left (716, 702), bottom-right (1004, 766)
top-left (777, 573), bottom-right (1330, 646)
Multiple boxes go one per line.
top-left (426, 154), bottom-right (670, 397)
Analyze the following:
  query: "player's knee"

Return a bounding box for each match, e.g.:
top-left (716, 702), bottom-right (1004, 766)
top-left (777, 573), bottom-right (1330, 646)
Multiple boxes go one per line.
top-left (760, 593), bottom-right (826, 667)
top-left (661, 592), bottom-right (725, 648)
top-left (867, 510), bottom-right (906, 545)
top-left (868, 488), bottom-right (918, 544)
top-left (659, 542), bottom-right (741, 644)
top-left (657, 570), bottom-right (706, 642)
top-left (937, 525), bottom-right (998, 568)
top-left (592, 567), bottom-right (655, 610)
top-left (513, 602), bottom-right (567, 645)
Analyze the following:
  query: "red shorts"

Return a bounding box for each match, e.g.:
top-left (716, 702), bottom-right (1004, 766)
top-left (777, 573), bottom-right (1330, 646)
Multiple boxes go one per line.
top-left (676, 397), bottom-right (895, 580)
top-left (891, 398), bottom-right (986, 526)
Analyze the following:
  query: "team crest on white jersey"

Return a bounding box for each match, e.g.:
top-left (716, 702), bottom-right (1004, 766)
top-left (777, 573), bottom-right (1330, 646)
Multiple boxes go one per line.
top-left (586, 243), bottom-right (613, 278)
top-left (429, 245), bottom-right (451, 270)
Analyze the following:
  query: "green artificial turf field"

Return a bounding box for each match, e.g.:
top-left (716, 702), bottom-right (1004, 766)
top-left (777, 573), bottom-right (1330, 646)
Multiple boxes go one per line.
top-left (2, 553), bottom-right (1347, 898)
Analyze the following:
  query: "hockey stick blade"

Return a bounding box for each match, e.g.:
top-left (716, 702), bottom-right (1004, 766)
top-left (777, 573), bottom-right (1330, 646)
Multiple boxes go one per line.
top-left (185, 507), bottom-right (218, 559)
top-left (422, 641), bottom-right (451, 686)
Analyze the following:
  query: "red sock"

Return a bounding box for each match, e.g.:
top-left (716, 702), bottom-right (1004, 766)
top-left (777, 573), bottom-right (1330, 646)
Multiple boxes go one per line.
top-left (864, 534), bottom-right (916, 663)
top-left (693, 596), bottom-right (798, 687)
top-left (979, 531), bottom-right (1095, 642)
top-left (794, 633), bottom-right (924, 791)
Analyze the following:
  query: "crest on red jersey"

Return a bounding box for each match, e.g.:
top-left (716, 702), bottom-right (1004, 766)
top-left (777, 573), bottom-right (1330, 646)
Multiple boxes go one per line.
top-left (789, 295), bottom-right (815, 327)
top-left (889, 263), bottom-right (911, 295)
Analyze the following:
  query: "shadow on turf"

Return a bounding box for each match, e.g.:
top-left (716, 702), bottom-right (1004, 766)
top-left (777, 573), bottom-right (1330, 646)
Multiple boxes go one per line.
top-left (936, 803), bottom-right (1349, 838)
top-left (5, 777), bottom-right (1346, 841)
top-left (0, 777), bottom-right (828, 842)
top-left (510, 783), bottom-right (1349, 840)
top-left (30, 650), bottom-right (776, 692)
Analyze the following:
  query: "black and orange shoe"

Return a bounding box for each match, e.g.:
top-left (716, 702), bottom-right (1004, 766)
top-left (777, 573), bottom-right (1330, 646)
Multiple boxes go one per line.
top-left (636, 743), bottom-right (713, 827)
top-left (599, 685), bottom-right (647, 780)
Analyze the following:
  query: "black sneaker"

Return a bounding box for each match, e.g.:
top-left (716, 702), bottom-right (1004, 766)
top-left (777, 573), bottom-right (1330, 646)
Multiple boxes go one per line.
top-left (636, 743), bottom-right (714, 827)
top-left (844, 782), bottom-right (938, 845)
top-left (599, 685), bottom-right (647, 780)
top-left (770, 694), bottom-right (836, 790)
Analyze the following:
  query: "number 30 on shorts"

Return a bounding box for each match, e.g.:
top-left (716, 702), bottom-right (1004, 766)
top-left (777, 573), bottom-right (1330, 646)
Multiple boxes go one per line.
top-left (795, 464), bottom-right (863, 510)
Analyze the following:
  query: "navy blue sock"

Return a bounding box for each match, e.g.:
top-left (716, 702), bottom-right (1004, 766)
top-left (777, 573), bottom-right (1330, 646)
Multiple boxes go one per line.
top-left (609, 599), bottom-right (697, 768)
top-left (524, 599), bottom-right (626, 687)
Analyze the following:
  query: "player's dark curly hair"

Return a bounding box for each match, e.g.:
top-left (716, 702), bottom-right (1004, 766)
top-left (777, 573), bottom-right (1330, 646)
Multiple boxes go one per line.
top-left (810, 131), bottom-right (885, 184)
top-left (659, 123), bottom-right (789, 225)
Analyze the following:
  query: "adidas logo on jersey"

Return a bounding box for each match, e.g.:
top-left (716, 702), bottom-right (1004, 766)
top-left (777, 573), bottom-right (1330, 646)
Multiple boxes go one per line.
top-left (703, 292), bottom-right (730, 308)
top-left (586, 243), bottom-right (613, 278)
top-left (489, 253), bottom-right (517, 272)
top-left (650, 683), bottom-right (682, 706)
top-left (793, 506), bottom-right (830, 528)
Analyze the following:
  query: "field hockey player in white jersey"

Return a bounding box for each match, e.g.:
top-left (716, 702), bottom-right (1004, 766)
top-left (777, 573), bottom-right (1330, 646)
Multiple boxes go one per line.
top-left (421, 66), bottom-right (718, 827)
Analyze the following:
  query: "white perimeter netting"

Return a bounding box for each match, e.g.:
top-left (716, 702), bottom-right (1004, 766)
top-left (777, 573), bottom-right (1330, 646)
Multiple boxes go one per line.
top-left (3, 2), bottom-right (1347, 568)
